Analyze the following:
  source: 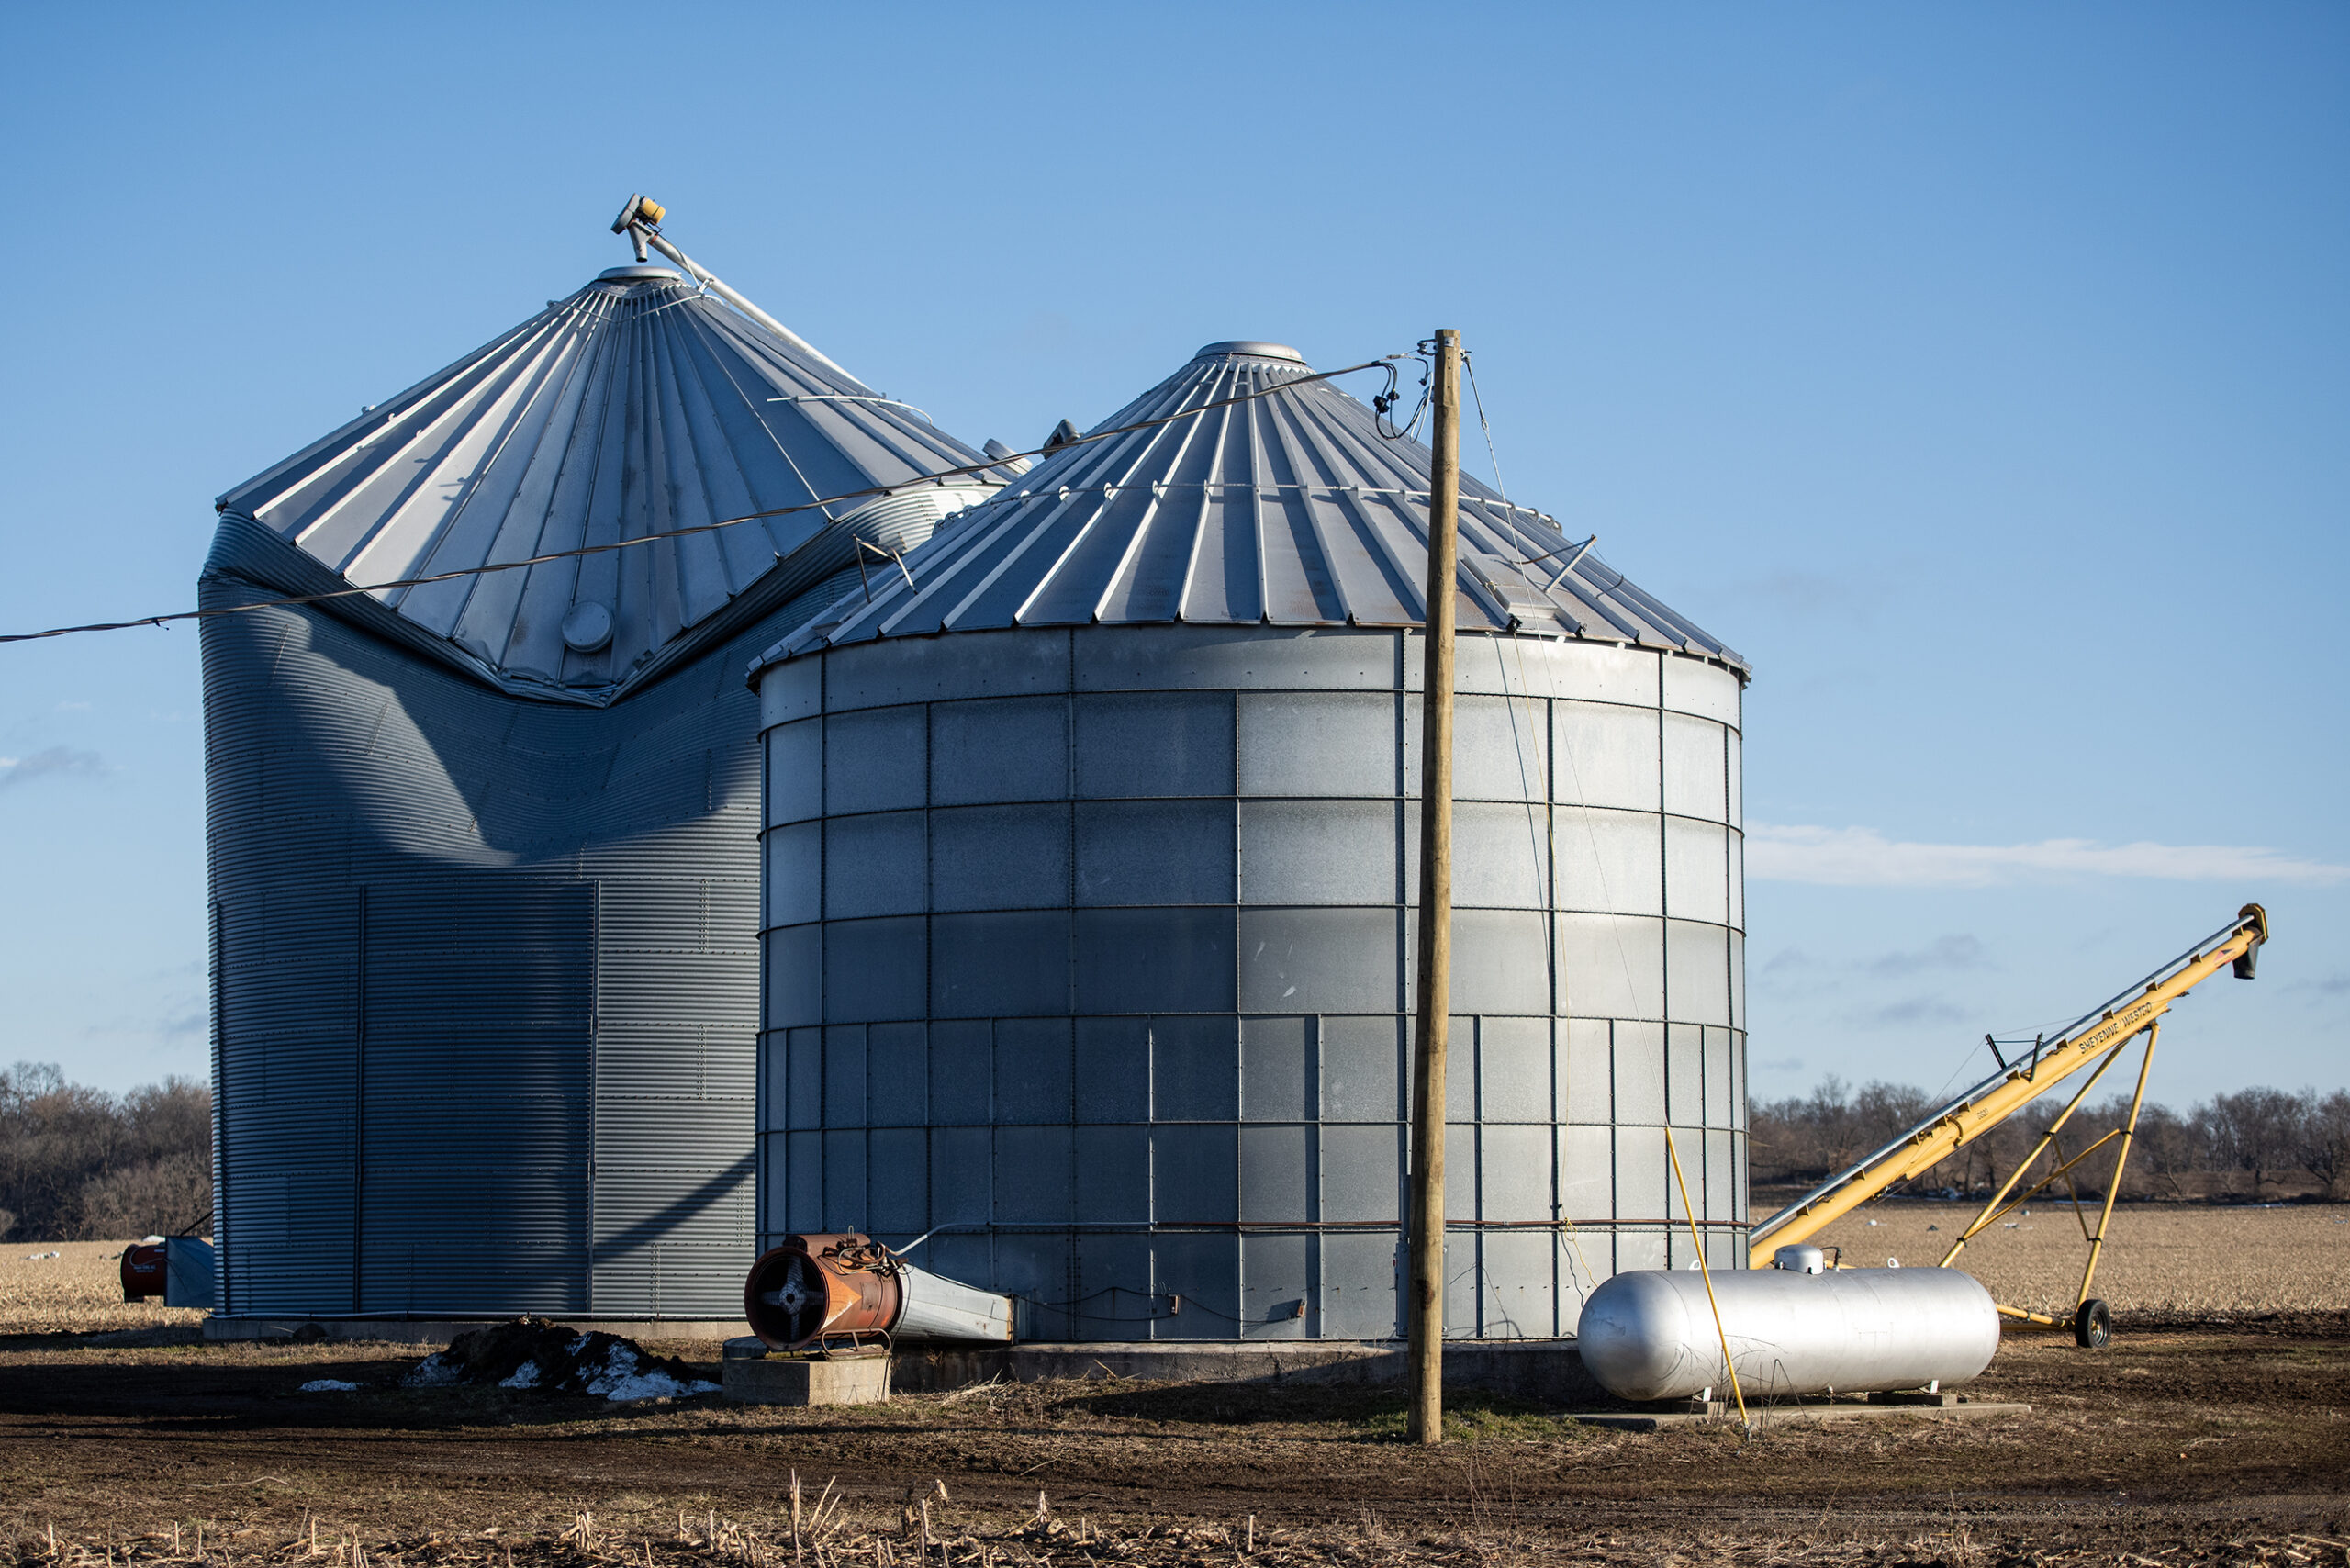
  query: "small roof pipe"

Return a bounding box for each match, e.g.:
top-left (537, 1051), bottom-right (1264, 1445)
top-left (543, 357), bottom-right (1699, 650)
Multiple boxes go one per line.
top-left (611, 195), bottom-right (857, 386)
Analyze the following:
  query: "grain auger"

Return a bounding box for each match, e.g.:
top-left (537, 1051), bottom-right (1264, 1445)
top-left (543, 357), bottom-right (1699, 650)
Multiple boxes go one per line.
top-left (1746, 904), bottom-right (2268, 1347)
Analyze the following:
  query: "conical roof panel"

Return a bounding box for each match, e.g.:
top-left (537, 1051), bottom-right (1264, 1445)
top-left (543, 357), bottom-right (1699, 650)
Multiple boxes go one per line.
top-left (756, 341), bottom-right (1743, 672)
top-left (216, 265), bottom-right (1001, 701)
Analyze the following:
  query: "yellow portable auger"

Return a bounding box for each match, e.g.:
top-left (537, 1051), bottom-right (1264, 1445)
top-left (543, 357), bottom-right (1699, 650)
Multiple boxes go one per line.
top-left (1746, 905), bottom-right (2268, 1347)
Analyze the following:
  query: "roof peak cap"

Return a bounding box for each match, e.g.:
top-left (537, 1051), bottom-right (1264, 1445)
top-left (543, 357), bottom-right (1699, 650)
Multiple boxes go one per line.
top-left (596, 264), bottom-right (681, 282)
top-left (1195, 340), bottom-right (1304, 364)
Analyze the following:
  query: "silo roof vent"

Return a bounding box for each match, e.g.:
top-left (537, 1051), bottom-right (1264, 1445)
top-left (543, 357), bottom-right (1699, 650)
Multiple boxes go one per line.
top-left (1194, 340), bottom-right (1304, 362)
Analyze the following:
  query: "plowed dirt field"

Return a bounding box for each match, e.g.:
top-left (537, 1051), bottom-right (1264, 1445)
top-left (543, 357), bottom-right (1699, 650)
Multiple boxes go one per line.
top-left (5, 1212), bottom-right (2344, 1566)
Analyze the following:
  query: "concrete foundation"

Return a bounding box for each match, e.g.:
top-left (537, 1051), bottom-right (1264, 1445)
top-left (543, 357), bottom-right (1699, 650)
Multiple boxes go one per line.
top-left (723, 1353), bottom-right (891, 1406)
top-left (201, 1316), bottom-right (746, 1345)
top-left (889, 1338), bottom-right (1607, 1405)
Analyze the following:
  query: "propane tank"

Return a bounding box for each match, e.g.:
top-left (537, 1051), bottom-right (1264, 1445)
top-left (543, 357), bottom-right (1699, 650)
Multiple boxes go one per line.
top-left (1577, 1265), bottom-right (1999, 1402)
top-left (120, 1239), bottom-right (167, 1302)
top-left (744, 1233), bottom-right (1014, 1351)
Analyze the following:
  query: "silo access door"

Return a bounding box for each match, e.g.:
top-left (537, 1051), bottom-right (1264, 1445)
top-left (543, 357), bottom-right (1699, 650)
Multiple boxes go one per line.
top-left (357, 879), bottom-right (594, 1316)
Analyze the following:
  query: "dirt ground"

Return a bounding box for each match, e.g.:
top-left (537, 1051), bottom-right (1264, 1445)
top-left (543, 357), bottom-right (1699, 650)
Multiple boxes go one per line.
top-left (5, 1216), bottom-right (2345, 1565)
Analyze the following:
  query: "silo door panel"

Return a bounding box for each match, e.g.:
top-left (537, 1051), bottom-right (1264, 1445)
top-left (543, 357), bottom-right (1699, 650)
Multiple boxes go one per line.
top-left (358, 879), bottom-right (593, 1315)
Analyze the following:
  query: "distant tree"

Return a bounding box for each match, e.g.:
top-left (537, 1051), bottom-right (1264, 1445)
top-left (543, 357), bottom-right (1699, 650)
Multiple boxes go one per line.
top-left (1746, 1079), bottom-right (1819, 1184)
top-left (2300, 1089), bottom-right (2350, 1200)
top-left (2124, 1099), bottom-right (2199, 1199)
top-left (2198, 1088), bottom-right (2306, 1198)
top-left (1803, 1075), bottom-right (1868, 1174)
top-left (0, 1062), bottom-right (212, 1240)
top-left (76, 1150), bottom-right (212, 1239)
top-left (1751, 1078), bottom-right (1949, 1189)
top-left (1853, 1081), bottom-right (1934, 1151)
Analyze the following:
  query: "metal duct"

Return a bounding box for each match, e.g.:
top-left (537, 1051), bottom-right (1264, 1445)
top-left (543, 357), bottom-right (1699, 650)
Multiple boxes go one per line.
top-left (743, 1233), bottom-right (1013, 1350)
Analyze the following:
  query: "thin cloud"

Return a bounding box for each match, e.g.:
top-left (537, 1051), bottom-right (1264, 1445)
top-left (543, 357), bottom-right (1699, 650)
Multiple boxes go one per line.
top-left (1864, 934), bottom-right (1990, 979)
top-left (0, 746), bottom-right (105, 790)
top-left (1748, 823), bottom-right (2350, 888)
top-left (1751, 573), bottom-right (1857, 618)
top-left (1859, 996), bottom-right (1969, 1028)
top-left (80, 998), bottom-right (207, 1043)
top-left (1759, 935), bottom-right (1987, 988)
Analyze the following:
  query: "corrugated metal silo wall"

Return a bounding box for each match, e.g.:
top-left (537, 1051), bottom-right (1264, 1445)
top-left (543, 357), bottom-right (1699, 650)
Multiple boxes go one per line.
top-left (752, 625), bottom-right (1745, 1341)
top-left (201, 576), bottom-right (777, 1319)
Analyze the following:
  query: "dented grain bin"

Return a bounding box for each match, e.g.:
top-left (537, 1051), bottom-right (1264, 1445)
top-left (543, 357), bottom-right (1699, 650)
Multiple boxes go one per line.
top-left (203, 256), bottom-right (1003, 1327)
top-left (745, 341), bottom-right (1750, 1342)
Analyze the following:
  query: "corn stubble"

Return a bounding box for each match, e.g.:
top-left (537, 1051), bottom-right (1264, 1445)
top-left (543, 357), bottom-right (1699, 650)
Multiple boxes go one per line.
top-left (0, 1241), bottom-right (205, 1336)
top-left (1804, 1202), bottom-right (2350, 1316)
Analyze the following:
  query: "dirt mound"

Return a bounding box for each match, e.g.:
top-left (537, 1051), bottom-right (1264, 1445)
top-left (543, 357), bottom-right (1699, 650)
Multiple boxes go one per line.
top-left (403, 1317), bottom-right (717, 1401)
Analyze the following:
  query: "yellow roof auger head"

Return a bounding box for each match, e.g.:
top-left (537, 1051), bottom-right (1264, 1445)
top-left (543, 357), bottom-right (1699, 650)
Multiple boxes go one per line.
top-left (610, 193), bottom-right (666, 233)
top-left (610, 194), bottom-right (666, 262)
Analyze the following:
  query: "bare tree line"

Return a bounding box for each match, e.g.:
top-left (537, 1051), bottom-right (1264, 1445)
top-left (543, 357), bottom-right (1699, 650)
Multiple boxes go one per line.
top-left (1751, 1075), bottom-right (2350, 1203)
top-left (6, 1054), bottom-right (2341, 1244)
top-left (0, 1062), bottom-right (212, 1242)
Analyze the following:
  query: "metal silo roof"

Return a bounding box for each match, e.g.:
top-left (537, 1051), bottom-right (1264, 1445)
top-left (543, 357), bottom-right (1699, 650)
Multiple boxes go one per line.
top-left (750, 340), bottom-right (1745, 676)
top-left (216, 264), bottom-right (1002, 703)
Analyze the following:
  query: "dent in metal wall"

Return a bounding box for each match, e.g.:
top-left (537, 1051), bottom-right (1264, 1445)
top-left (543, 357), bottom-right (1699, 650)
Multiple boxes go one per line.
top-left (202, 574), bottom-right (825, 1318)
top-left (750, 624), bottom-right (1745, 1341)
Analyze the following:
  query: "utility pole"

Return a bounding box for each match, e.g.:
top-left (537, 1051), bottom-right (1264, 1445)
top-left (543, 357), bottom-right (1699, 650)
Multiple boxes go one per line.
top-left (1406, 329), bottom-right (1461, 1447)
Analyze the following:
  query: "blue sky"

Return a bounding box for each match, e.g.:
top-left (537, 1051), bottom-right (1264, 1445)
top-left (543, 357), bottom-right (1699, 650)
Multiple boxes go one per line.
top-left (1, 4), bottom-right (2342, 1106)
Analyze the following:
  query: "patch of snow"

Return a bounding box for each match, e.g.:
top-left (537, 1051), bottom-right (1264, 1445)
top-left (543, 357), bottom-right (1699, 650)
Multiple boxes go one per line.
top-left (404, 1354), bottom-right (462, 1387)
top-left (597, 1367), bottom-right (721, 1402)
top-left (22, 1250), bottom-right (61, 1260)
top-left (574, 1341), bottom-right (715, 1402)
top-left (300, 1379), bottom-right (360, 1393)
top-left (499, 1361), bottom-right (542, 1390)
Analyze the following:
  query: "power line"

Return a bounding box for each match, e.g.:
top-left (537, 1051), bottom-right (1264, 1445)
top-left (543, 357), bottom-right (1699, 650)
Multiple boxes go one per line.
top-left (1, 354), bottom-right (1404, 647)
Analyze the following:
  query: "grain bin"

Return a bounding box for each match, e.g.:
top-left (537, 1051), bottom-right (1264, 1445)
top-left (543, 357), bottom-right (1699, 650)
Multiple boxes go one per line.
top-left (745, 341), bottom-right (1749, 1342)
top-left (203, 262), bottom-right (1003, 1326)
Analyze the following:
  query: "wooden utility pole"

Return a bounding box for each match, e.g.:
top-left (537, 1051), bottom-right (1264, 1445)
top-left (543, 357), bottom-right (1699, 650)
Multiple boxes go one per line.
top-left (1406, 329), bottom-right (1462, 1447)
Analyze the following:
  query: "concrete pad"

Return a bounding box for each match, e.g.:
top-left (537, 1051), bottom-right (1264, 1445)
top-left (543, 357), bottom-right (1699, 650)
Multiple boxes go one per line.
top-left (889, 1338), bottom-right (1606, 1404)
top-left (1569, 1399), bottom-right (2031, 1432)
top-left (723, 1353), bottom-right (891, 1406)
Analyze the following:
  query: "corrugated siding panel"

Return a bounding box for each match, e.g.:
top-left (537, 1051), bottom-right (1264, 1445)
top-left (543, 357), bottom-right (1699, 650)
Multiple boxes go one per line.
top-left (754, 626), bottom-right (1749, 1340)
top-left (359, 877), bottom-right (592, 1315)
top-left (203, 603), bottom-right (365, 1315)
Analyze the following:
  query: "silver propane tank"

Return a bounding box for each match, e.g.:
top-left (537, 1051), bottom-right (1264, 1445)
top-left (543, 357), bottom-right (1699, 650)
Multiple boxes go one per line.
top-left (1576, 1249), bottom-right (1999, 1402)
